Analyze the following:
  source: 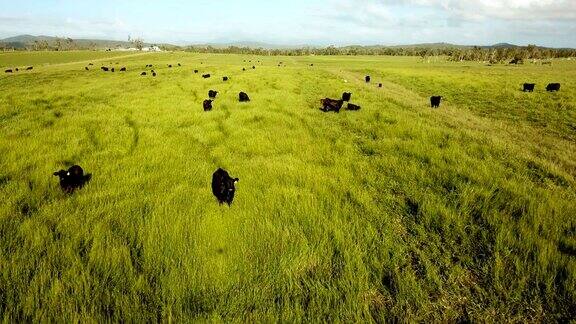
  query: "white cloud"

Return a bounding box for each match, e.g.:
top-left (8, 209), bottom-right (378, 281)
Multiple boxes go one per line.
top-left (377, 0), bottom-right (576, 20)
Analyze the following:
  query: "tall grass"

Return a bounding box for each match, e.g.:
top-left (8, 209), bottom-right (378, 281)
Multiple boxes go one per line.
top-left (0, 52), bottom-right (574, 322)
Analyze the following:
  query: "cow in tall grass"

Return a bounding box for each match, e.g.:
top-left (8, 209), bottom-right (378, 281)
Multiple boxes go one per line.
top-left (211, 168), bottom-right (239, 206)
top-left (546, 83), bottom-right (561, 92)
top-left (53, 165), bottom-right (91, 193)
top-left (430, 96), bottom-right (442, 108)
top-left (320, 98), bottom-right (344, 113)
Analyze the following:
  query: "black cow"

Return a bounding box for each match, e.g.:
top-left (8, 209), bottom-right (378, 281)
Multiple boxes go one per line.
top-left (378, 83), bottom-right (383, 88)
top-left (152, 72), bottom-right (157, 77)
top-left (430, 96), bottom-right (442, 108)
top-left (342, 92), bottom-right (352, 102)
top-left (223, 76), bottom-right (229, 81)
top-left (178, 63), bottom-right (181, 66)
top-left (88, 63), bottom-right (94, 66)
top-left (202, 74), bottom-right (211, 79)
top-left (320, 98), bottom-right (344, 113)
top-left (239, 92), bottom-right (250, 102)
top-left (168, 64), bottom-right (172, 68)
top-left (15, 68), bottom-right (18, 72)
top-left (85, 67), bottom-right (89, 71)
top-left (252, 66), bottom-right (256, 69)
top-left (242, 68), bottom-right (246, 71)
top-left (510, 58), bottom-right (523, 65)
top-left (208, 90), bottom-right (218, 99)
top-left (120, 67), bottom-right (126, 72)
top-left (310, 64), bottom-right (314, 66)
top-left (26, 66), bottom-right (33, 70)
top-left (365, 75), bottom-right (371, 83)
top-left (203, 99), bottom-right (213, 111)
top-left (111, 68), bottom-right (115, 72)
top-left (53, 165), bottom-right (91, 193)
top-left (141, 72), bottom-right (147, 76)
top-left (523, 83), bottom-right (535, 92)
top-left (346, 103), bottom-right (361, 111)
top-left (101, 67), bottom-right (109, 72)
top-left (194, 70), bottom-right (199, 73)
top-left (5, 69), bottom-right (13, 73)
top-left (546, 83), bottom-right (561, 92)
top-left (211, 168), bottom-right (239, 206)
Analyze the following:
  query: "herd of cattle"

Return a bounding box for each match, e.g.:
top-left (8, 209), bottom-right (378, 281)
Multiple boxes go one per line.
top-left (3, 66), bottom-right (33, 73)
top-left (2, 58), bottom-right (565, 206)
top-left (523, 82), bottom-right (561, 92)
top-left (54, 164), bottom-right (239, 205)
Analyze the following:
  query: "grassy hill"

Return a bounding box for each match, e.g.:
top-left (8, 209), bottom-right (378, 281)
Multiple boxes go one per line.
top-left (0, 52), bottom-right (575, 322)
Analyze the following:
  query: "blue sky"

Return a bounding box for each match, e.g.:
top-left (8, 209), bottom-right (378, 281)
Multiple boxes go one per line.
top-left (0, 0), bottom-right (575, 47)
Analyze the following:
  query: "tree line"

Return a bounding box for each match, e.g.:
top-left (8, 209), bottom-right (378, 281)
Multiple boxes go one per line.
top-left (184, 44), bottom-right (576, 62)
top-left (2, 40), bottom-right (575, 62)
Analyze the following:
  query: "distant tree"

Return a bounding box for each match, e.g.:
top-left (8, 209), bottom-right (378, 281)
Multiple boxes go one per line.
top-left (66, 37), bottom-right (74, 50)
top-left (132, 38), bottom-right (144, 50)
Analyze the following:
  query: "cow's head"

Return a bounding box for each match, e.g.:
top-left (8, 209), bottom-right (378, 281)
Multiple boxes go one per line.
top-left (53, 170), bottom-right (69, 180)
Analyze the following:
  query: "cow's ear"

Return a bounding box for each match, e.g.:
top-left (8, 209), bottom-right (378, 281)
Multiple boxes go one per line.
top-left (234, 178), bottom-right (239, 183)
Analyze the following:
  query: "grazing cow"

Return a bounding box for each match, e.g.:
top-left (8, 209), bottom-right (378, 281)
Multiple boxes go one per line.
top-left (342, 92), bottom-right (352, 102)
top-left (101, 67), bottom-right (109, 71)
top-left (310, 64), bottom-right (314, 66)
top-left (168, 64), bottom-right (172, 68)
top-left (546, 83), bottom-right (561, 92)
top-left (242, 68), bottom-right (246, 71)
top-left (239, 92), bottom-right (250, 102)
top-left (430, 96), bottom-right (442, 108)
top-left (152, 72), bottom-right (157, 77)
top-left (141, 72), bottom-right (147, 76)
top-left (523, 83), bottom-right (535, 92)
top-left (211, 168), bottom-right (239, 206)
top-left (202, 74), bottom-right (211, 78)
top-left (203, 99), bottom-right (213, 111)
top-left (120, 67), bottom-right (126, 72)
top-left (53, 165), bottom-right (90, 193)
top-left (5, 69), bottom-right (13, 73)
top-left (252, 66), bottom-right (256, 69)
top-left (85, 67), bottom-right (89, 71)
top-left (365, 75), bottom-right (371, 83)
top-left (194, 70), bottom-right (199, 73)
top-left (26, 66), bottom-right (33, 71)
top-left (223, 76), bottom-right (229, 81)
top-left (178, 63), bottom-right (181, 66)
top-left (320, 98), bottom-right (344, 113)
top-left (88, 63), bottom-right (94, 66)
top-left (378, 83), bottom-right (383, 88)
top-left (111, 68), bottom-right (115, 72)
top-left (208, 90), bottom-right (218, 99)
top-left (346, 103), bottom-right (361, 111)
top-left (15, 68), bottom-right (19, 72)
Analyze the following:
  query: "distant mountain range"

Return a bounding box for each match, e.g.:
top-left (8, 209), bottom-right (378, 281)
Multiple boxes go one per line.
top-left (0, 35), bottom-right (569, 50)
top-left (0, 35), bottom-right (165, 49)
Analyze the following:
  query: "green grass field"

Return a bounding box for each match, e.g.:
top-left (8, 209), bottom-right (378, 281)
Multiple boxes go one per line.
top-left (1, 51), bottom-right (575, 322)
